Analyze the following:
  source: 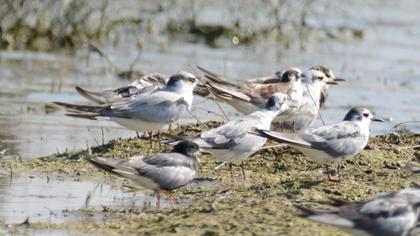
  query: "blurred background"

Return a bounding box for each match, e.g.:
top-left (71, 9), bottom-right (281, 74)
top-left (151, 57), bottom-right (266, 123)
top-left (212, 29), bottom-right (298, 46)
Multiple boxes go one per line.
top-left (0, 0), bottom-right (419, 161)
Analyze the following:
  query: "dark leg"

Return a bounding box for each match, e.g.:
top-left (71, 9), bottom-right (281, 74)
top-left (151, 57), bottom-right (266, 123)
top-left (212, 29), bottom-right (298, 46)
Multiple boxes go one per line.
top-left (241, 161), bottom-right (247, 181)
top-left (326, 165), bottom-right (332, 180)
top-left (229, 163), bottom-right (233, 179)
top-left (148, 131), bottom-right (153, 149)
top-left (136, 132), bottom-right (141, 138)
top-left (337, 164), bottom-right (341, 182)
top-left (158, 131), bottom-right (162, 149)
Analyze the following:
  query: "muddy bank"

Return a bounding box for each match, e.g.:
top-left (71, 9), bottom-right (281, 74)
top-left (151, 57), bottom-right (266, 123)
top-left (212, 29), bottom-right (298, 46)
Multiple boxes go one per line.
top-left (0, 121), bottom-right (419, 235)
top-left (1, 0), bottom-right (363, 51)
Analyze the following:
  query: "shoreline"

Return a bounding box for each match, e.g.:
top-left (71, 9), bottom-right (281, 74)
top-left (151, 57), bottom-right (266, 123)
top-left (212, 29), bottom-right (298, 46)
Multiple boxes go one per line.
top-left (1, 121), bottom-right (419, 235)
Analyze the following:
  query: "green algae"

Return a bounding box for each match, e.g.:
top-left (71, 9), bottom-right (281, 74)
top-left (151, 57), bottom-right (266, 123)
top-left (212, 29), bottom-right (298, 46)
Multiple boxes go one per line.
top-left (0, 122), bottom-right (419, 235)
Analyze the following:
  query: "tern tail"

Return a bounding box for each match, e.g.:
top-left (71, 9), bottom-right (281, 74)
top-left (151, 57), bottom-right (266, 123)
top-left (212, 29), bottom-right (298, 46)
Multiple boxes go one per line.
top-left (53, 101), bottom-right (107, 113)
top-left (65, 112), bottom-right (98, 120)
top-left (253, 129), bottom-right (312, 148)
top-left (88, 157), bottom-right (123, 177)
top-left (295, 205), bottom-right (322, 217)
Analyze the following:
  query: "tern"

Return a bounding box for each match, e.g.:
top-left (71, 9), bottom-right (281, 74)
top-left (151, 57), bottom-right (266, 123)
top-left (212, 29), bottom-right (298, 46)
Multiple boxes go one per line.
top-left (167, 93), bottom-right (290, 179)
top-left (253, 107), bottom-right (384, 181)
top-left (89, 140), bottom-right (203, 208)
top-left (298, 188), bottom-right (420, 236)
top-left (54, 71), bottom-right (198, 145)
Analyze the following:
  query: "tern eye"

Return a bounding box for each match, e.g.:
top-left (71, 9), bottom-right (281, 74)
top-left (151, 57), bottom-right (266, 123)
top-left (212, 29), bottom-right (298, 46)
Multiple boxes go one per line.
top-left (363, 113), bottom-right (369, 118)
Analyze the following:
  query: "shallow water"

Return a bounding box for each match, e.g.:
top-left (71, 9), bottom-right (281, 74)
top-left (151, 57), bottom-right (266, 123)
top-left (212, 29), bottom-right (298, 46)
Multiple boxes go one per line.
top-left (0, 0), bottom-right (420, 228)
top-left (1, 1), bottom-right (419, 161)
top-left (0, 171), bottom-right (164, 224)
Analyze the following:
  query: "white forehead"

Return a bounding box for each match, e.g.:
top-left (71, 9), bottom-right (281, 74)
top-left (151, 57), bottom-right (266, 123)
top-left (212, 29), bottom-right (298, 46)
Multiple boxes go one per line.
top-left (307, 69), bottom-right (325, 78)
top-left (303, 69), bottom-right (326, 83)
top-left (358, 108), bottom-right (371, 115)
top-left (325, 69), bottom-right (335, 79)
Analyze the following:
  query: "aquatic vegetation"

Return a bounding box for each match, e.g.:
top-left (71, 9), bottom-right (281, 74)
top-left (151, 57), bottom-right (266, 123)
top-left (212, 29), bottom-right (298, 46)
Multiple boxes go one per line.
top-left (165, 0), bottom-right (364, 48)
top-left (0, 121), bottom-right (418, 235)
top-left (0, 0), bottom-right (364, 51)
top-left (0, 0), bottom-right (142, 51)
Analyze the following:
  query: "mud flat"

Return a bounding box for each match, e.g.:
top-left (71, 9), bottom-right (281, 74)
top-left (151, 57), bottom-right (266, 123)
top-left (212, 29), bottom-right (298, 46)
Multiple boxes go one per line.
top-left (0, 121), bottom-right (419, 235)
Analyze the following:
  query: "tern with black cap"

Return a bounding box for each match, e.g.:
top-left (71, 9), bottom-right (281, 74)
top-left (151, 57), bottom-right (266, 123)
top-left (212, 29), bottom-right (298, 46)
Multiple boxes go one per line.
top-left (89, 140), bottom-right (203, 207)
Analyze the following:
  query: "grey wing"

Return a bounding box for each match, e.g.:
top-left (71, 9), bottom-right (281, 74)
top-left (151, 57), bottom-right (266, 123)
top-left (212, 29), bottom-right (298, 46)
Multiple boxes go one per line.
top-left (198, 120), bottom-right (249, 149)
top-left (197, 66), bottom-right (240, 88)
top-left (338, 195), bottom-right (419, 235)
top-left (359, 192), bottom-right (418, 217)
top-left (301, 121), bottom-right (367, 157)
top-left (206, 81), bottom-right (252, 102)
top-left (206, 81), bottom-right (267, 110)
top-left (135, 153), bottom-right (198, 190)
top-left (301, 200), bottom-right (402, 235)
top-left (275, 94), bottom-right (319, 131)
top-left (300, 192), bottom-right (419, 236)
top-left (116, 73), bottom-right (167, 97)
top-left (112, 85), bottom-right (141, 98)
top-left (75, 86), bottom-right (124, 104)
top-left (129, 73), bottom-right (167, 90)
top-left (245, 76), bottom-right (280, 85)
top-left (254, 129), bottom-right (313, 147)
top-left (101, 91), bottom-right (189, 122)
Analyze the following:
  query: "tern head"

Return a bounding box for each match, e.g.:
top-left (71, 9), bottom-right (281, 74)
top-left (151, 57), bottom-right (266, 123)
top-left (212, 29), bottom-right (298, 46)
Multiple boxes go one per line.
top-left (166, 71), bottom-right (198, 92)
top-left (343, 107), bottom-right (384, 123)
top-left (264, 92), bottom-right (289, 112)
top-left (277, 68), bottom-right (304, 85)
top-left (173, 140), bottom-right (202, 158)
top-left (311, 66), bottom-right (346, 84)
top-left (303, 68), bottom-right (329, 85)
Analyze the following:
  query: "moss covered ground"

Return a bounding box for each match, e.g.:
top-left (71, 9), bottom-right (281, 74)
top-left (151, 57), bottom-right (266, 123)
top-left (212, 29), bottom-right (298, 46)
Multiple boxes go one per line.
top-left (1, 121), bottom-right (419, 235)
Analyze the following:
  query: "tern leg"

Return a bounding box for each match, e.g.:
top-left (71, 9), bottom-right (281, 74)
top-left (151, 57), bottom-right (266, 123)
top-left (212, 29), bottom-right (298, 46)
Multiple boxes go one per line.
top-left (325, 165), bottom-right (332, 180)
top-left (241, 161), bottom-right (247, 181)
top-left (148, 131), bottom-right (154, 149)
top-left (136, 132), bottom-right (141, 139)
top-left (168, 192), bottom-right (175, 205)
top-left (158, 131), bottom-right (162, 149)
top-left (229, 163), bottom-right (233, 179)
top-left (337, 164), bottom-right (341, 182)
top-left (325, 164), bottom-right (340, 182)
top-left (156, 191), bottom-right (161, 208)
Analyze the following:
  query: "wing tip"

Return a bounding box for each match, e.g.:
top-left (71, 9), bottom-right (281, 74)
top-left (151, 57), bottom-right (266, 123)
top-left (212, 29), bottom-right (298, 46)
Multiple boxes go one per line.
top-left (88, 156), bottom-right (119, 175)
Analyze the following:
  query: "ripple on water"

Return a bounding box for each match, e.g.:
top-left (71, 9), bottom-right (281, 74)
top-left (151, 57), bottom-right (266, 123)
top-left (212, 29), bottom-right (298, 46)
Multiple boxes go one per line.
top-left (0, 172), bottom-right (168, 224)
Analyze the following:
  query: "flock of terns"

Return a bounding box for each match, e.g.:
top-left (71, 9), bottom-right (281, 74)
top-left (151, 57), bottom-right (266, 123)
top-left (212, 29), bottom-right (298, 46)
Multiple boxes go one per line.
top-left (53, 65), bottom-right (419, 236)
